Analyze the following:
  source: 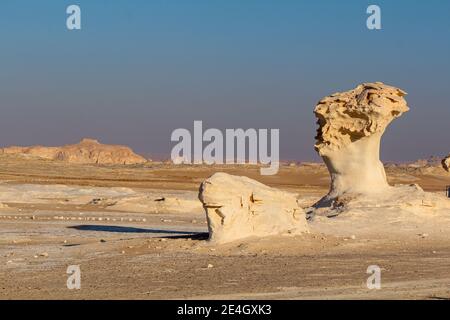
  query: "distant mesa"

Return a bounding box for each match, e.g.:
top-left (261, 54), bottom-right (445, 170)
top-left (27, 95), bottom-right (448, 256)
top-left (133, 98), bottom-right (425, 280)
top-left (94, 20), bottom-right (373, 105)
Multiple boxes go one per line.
top-left (0, 138), bottom-right (147, 165)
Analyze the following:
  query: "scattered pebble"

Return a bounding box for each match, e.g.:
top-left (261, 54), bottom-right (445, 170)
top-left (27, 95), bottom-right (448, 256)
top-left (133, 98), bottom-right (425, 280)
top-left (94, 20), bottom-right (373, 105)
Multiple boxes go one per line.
top-left (207, 264), bottom-right (214, 268)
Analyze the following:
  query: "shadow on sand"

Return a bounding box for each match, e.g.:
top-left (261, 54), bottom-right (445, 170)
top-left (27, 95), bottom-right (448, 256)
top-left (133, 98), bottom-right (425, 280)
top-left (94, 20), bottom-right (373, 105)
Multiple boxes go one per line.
top-left (68, 224), bottom-right (206, 237)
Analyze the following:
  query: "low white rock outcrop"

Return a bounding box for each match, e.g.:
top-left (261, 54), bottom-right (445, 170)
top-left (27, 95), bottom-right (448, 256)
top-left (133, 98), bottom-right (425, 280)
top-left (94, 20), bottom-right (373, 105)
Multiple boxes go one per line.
top-left (199, 173), bottom-right (309, 243)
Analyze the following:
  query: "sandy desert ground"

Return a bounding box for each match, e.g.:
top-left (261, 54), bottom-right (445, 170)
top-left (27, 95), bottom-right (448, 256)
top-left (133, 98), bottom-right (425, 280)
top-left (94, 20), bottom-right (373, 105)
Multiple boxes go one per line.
top-left (1, 154), bottom-right (449, 300)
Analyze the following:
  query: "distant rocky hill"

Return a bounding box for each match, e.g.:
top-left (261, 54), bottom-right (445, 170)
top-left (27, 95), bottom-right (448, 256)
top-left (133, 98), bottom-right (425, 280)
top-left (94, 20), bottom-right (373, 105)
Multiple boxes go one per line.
top-left (0, 138), bottom-right (147, 165)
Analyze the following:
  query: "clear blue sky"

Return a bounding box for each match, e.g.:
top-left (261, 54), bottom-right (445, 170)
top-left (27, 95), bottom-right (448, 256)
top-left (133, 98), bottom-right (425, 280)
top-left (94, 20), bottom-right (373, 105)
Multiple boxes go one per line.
top-left (0, 0), bottom-right (449, 161)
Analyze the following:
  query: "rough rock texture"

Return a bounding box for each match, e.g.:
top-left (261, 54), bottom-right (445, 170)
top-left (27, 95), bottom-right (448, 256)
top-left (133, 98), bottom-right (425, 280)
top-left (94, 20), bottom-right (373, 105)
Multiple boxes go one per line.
top-left (199, 173), bottom-right (309, 244)
top-left (311, 82), bottom-right (450, 217)
top-left (0, 138), bottom-right (147, 165)
top-left (314, 82), bottom-right (409, 200)
top-left (442, 154), bottom-right (450, 172)
top-left (311, 183), bottom-right (450, 217)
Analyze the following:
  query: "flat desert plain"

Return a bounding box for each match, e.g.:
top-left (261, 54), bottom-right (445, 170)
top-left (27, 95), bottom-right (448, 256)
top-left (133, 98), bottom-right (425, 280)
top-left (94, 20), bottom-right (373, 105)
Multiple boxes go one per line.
top-left (0, 154), bottom-right (449, 299)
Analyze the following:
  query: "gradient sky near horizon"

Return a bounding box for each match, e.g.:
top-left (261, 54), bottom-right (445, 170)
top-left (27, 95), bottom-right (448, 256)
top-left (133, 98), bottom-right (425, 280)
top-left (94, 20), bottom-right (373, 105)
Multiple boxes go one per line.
top-left (0, 0), bottom-right (449, 161)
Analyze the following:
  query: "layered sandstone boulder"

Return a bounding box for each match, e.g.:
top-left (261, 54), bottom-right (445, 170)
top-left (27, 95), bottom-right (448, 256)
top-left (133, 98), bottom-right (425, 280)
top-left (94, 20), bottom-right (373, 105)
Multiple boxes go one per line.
top-left (0, 138), bottom-right (147, 165)
top-left (199, 173), bottom-right (309, 244)
top-left (442, 154), bottom-right (450, 172)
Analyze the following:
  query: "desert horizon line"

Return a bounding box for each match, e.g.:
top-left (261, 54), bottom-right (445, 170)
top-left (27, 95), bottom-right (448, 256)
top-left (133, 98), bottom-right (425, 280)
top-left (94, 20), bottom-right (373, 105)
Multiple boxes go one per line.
top-left (0, 136), bottom-right (446, 164)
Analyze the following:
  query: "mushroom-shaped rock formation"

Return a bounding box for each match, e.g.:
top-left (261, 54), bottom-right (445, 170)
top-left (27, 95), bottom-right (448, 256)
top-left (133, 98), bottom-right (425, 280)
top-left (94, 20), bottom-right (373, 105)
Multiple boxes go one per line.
top-left (314, 82), bottom-right (409, 200)
top-left (311, 82), bottom-right (450, 217)
top-left (442, 154), bottom-right (450, 172)
top-left (199, 173), bottom-right (309, 244)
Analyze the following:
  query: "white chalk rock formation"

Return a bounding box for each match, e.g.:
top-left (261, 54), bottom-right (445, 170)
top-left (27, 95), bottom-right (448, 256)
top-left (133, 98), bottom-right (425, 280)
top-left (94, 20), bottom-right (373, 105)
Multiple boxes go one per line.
top-left (311, 82), bottom-right (450, 217)
top-left (199, 173), bottom-right (308, 244)
top-left (314, 82), bottom-right (409, 200)
top-left (442, 154), bottom-right (450, 172)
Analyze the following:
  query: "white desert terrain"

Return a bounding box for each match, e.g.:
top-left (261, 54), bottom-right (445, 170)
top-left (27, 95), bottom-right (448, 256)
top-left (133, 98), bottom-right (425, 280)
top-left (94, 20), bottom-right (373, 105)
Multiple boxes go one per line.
top-left (1, 83), bottom-right (449, 300)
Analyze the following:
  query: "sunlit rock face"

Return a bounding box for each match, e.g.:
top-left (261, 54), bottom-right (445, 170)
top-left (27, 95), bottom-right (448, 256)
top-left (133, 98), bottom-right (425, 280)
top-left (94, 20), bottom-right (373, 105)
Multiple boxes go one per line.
top-left (314, 82), bottom-right (409, 200)
top-left (0, 138), bottom-right (147, 165)
top-left (442, 154), bottom-right (450, 172)
top-left (310, 82), bottom-right (450, 218)
top-left (199, 173), bottom-right (309, 244)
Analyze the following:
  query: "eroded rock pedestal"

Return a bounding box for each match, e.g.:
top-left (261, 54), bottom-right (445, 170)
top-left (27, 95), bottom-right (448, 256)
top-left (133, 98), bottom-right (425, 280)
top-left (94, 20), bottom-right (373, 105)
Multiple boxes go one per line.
top-left (311, 82), bottom-right (450, 217)
top-left (199, 173), bottom-right (309, 243)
